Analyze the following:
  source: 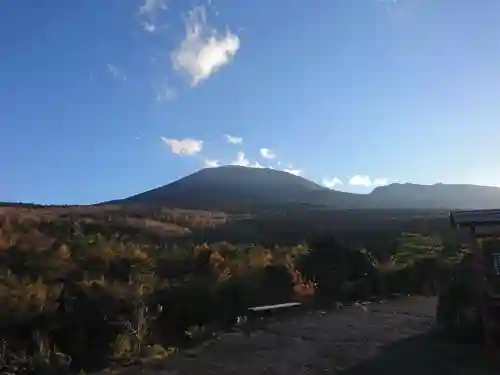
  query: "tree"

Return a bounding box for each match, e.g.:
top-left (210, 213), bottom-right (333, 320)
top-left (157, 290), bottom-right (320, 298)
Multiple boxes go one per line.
top-left (297, 236), bottom-right (376, 302)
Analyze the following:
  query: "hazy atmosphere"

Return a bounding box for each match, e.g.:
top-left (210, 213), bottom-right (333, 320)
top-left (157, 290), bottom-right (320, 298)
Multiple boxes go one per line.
top-left (2, 0), bottom-right (500, 204)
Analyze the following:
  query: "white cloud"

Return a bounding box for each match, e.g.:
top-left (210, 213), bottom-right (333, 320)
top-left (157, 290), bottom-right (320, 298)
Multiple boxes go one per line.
top-left (139, 0), bottom-right (167, 17)
top-left (284, 168), bottom-right (302, 176)
top-left (251, 161), bottom-right (265, 168)
top-left (322, 177), bottom-right (343, 189)
top-left (160, 137), bottom-right (203, 156)
top-left (349, 175), bottom-right (371, 186)
top-left (204, 158), bottom-right (220, 168)
top-left (372, 177), bottom-right (389, 186)
top-left (138, 0), bottom-right (166, 34)
top-left (142, 22), bottom-right (157, 33)
top-left (231, 151), bottom-right (250, 167)
top-left (171, 6), bottom-right (240, 86)
top-left (260, 148), bottom-right (276, 159)
top-left (280, 163), bottom-right (302, 176)
top-left (349, 175), bottom-right (389, 187)
top-left (107, 63), bottom-right (126, 81)
top-left (225, 134), bottom-right (242, 144)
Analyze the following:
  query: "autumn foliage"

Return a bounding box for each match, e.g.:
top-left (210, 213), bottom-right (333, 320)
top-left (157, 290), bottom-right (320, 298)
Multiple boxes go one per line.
top-left (0, 205), bottom-right (463, 374)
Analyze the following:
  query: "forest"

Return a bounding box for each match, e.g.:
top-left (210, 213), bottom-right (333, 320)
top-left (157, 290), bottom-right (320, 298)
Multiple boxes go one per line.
top-left (0, 204), bottom-right (468, 374)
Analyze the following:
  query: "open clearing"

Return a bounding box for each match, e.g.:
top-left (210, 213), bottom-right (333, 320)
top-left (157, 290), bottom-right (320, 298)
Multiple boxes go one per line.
top-left (107, 297), bottom-right (499, 375)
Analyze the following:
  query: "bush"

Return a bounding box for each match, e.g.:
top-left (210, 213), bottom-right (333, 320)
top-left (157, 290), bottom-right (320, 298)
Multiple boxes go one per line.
top-left (0, 207), bottom-right (461, 374)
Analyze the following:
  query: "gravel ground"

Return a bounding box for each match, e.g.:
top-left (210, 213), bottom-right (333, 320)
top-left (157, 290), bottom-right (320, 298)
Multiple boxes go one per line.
top-left (105, 297), bottom-right (499, 375)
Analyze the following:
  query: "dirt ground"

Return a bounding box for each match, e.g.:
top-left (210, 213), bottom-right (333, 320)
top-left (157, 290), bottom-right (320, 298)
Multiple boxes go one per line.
top-left (109, 297), bottom-right (500, 375)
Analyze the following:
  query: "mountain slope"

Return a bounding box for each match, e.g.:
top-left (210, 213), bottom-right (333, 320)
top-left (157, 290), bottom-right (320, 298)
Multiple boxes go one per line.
top-left (111, 166), bottom-right (337, 211)
top-left (369, 183), bottom-right (500, 209)
top-left (109, 166), bottom-right (500, 211)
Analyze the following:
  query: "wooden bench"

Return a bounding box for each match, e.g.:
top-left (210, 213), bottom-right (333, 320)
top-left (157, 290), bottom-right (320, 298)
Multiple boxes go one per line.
top-left (238, 302), bottom-right (302, 336)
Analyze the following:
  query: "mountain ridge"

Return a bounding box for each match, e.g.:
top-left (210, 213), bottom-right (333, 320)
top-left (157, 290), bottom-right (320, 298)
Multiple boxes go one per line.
top-left (107, 166), bottom-right (500, 211)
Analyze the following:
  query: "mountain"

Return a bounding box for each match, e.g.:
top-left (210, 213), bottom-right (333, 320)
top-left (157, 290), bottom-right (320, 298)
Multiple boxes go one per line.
top-left (109, 166), bottom-right (500, 211)
top-left (369, 182), bottom-right (500, 209)
top-left (109, 166), bottom-right (335, 211)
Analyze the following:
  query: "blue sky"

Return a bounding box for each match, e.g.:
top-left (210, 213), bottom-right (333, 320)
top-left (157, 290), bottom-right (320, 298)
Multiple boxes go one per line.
top-left (2, 0), bottom-right (500, 204)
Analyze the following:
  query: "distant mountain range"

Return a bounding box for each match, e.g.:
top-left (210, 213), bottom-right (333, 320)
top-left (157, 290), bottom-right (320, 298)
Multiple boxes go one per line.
top-left (107, 166), bottom-right (500, 211)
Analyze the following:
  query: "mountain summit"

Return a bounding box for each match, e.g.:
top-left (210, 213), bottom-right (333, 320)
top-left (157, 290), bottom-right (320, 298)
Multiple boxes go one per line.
top-left (111, 166), bottom-right (331, 210)
top-left (109, 166), bottom-right (500, 211)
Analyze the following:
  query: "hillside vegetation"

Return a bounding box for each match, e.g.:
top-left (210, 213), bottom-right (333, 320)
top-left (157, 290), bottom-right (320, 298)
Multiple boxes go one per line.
top-left (0, 204), bottom-right (467, 374)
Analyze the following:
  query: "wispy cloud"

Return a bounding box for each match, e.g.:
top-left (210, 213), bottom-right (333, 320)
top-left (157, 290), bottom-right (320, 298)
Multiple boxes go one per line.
top-left (204, 151), bottom-right (265, 169)
top-left (160, 137), bottom-right (203, 156)
top-left (284, 168), bottom-right (302, 176)
top-left (142, 22), bottom-right (157, 33)
top-left (139, 0), bottom-right (167, 17)
top-left (260, 148), bottom-right (276, 159)
top-left (251, 161), bottom-right (265, 168)
top-left (280, 163), bottom-right (301, 176)
top-left (138, 0), bottom-right (167, 34)
top-left (225, 134), bottom-right (242, 144)
top-left (171, 6), bottom-right (240, 86)
top-left (156, 86), bottom-right (177, 102)
top-left (204, 158), bottom-right (220, 168)
top-left (372, 177), bottom-right (389, 186)
top-left (231, 151), bottom-right (250, 166)
top-left (349, 175), bottom-right (389, 187)
top-left (322, 177), bottom-right (343, 189)
top-left (106, 63), bottom-right (126, 81)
